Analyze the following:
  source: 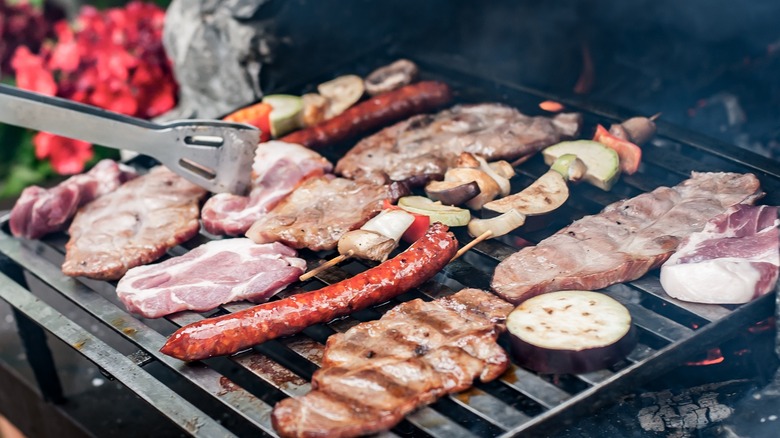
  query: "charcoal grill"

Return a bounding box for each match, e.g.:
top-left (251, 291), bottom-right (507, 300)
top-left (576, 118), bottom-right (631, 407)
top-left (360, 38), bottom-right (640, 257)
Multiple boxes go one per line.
top-left (0, 47), bottom-right (778, 438)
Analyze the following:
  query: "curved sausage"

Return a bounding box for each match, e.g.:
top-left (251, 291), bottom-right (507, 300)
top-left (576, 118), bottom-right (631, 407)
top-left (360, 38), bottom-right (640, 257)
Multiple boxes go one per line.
top-left (160, 223), bottom-right (457, 361)
top-left (280, 81), bottom-right (452, 149)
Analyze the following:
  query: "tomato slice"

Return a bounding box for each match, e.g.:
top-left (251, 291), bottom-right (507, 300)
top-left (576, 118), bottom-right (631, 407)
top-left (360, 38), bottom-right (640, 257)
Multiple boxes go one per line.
top-left (383, 199), bottom-right (431, 243)
top-left (223, 102), bottom-right (273, 142)
top-left (593, 124), bottom-right (642, 175)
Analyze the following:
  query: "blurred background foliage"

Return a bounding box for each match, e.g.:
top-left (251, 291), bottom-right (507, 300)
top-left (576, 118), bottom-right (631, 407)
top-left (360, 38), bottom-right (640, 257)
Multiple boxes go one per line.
top-left (0, 0), bottom-right (174, 206)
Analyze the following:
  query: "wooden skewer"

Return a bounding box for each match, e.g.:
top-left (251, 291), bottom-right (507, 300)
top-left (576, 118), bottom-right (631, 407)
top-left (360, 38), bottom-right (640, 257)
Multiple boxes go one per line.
top-left (450, 230), bottom-right (493, 262)
top-left (299, 250), bottom-right (354, 282)
top-left (649, 112), bottom-right (662, 121)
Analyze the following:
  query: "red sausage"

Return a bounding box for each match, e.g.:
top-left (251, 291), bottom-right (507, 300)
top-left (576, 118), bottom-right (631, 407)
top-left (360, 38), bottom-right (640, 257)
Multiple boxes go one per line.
top-left (160, 223), bottom-right (457, 361)
top-left (280, 81), bottom-right (452, 149)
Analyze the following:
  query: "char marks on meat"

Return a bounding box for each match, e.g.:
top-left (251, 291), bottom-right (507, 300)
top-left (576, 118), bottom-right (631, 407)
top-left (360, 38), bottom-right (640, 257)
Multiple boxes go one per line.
top-left (271, 288), bottom-right (514, 438)
top-left (117, 239), bottom-right (306, 318)
top-left (246, 175), bottom-right (406, 251)
top-left (335, 104), bottom-right (581, 185)
top-left (10, 159), bottom-right (137, 239)
top-left (660, 204), bottom-right (779, 304)
top-left (201, 141), bottom-right (332, 236)
top-left (61, 166), bottom-right (207, 280)
top-left (492, 172), bottom-right (763, 304)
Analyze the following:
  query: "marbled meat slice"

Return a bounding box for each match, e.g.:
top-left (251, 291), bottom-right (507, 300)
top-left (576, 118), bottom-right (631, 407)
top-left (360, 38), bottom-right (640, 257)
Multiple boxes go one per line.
top-left (335, 103), bottom-right (581, 185)
top-left (271, 288), bottom-right (514, 438)
top-left (201, 141), bottom-right (333, 236)
top-left (660, 204), bottom-right (779, 304)
top-left (492, 172), bottom-right (763, 304)
top-left (10, 159), bottom-right (137, 239)
top-left (245, 175), bottom-right (405, 251)
top-left (116, 239), bottom-right (306, 318)
top-left (61, 166), bottom-right (207, 280)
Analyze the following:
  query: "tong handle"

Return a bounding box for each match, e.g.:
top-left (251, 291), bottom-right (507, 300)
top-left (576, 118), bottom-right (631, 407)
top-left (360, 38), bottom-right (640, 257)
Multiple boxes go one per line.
top-left (0, 85), bottom-right (260, 194)
top-left (0, 84), bottom-right (174, 155)
top-left (0, 84), bottom-right (255, 153)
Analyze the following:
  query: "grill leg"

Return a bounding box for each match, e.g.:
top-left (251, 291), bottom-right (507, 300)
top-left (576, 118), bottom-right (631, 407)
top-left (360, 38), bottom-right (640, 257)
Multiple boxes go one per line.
top-left (12, 309), bottom-right (65, 404)
top-left (1, 253), bottom-right (65, 404)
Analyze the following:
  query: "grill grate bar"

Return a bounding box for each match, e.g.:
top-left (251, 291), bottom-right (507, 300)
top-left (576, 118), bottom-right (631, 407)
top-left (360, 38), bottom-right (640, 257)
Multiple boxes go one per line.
top-left (0, 271), bottom-right (236, 438)
top-left (625, 343), bottom-right (658, 363)
top-left (628, 275), bottom-right (731, 322)
top-left (0, 234), bottom-right (279, 436)
top-left (607, 299), bottom-right (693, 343)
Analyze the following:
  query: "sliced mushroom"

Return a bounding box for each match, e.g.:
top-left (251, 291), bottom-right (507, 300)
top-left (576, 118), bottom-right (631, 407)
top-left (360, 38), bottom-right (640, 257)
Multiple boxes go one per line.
top-left (489, 160), bottom-right (516, 179)
top-left (300, 93), bottom-right (329, 127)
top-left (425, 180), bottom-right (481, 206)
top-left (444, 167), bottom-right (501, 210)
top-left (337, 230), bottom-right (397, 262)
top-left (455, 152), bottom-right (481, 168)
top-left (609, 116), bottom-right (657, 145)
top-left (318, 75), bottom-right (365, 119)
top-left (364, 59), bottom-right (419, 96)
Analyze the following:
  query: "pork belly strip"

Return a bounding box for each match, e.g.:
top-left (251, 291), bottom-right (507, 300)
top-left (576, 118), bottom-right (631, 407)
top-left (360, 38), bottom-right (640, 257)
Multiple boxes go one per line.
top-left (62, 166), bottom-right (207, 280)
top-left (116, 240), bottom-right (306, 318)
top-left (271, 288), bottom-right (514, 438)
top-left (660, 204), bottom-right (779, 304)
top-left (201, 141), bottom-right (332, 236)
top-left (492, 172), bottom-right (763, 304)
top-left (335, 103), bottom-right (581, 185)
top-left (10, 159), bottom-right (138, 239)
top-left (245, 175), bottom-right (407, 251)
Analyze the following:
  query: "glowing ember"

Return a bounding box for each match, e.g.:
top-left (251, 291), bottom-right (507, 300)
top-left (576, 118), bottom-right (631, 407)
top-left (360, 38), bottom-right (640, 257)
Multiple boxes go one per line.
top-left (748, 318), bottom-right (774, 333)
top-left (539, 100), bottom-right (565, 112)
top-left (685, 348), bottom-right (725, 366)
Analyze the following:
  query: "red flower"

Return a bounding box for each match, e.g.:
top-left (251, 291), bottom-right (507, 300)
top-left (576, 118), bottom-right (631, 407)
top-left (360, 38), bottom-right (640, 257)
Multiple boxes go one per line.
top-left (47, 22), bottom-right (79, 73)
top-left (10, 46), bottom-right (57, 95)
top-left (34, 132), bottom-right (93, 175)
top-left (11, 1), bottom-right (178, 176)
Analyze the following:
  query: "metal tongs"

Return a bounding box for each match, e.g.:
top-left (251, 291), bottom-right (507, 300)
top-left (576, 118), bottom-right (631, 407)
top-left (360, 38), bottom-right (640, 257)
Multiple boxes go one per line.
top-left (0, 84), bottom-right (259, 194)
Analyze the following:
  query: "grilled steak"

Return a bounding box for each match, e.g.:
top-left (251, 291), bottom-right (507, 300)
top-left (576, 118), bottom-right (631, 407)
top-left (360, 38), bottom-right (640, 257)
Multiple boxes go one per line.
top-left (62, 166), bottom-right (207, 280)
top-left (10, 159), bottom-right (137, 239)
top-left (117, 240), bottom-right (306, 318)
top-left (271, 288), bottom-right (514, 438)
top-left (245, 175), bottom-right (406, 251)
top-left (201, 141), bottom-right (332, 236)
top-left (335, 103), bottom-right (581, 185)
top-left (660, 204), bottom-right (779, 304)
top-left (492, 172), bottom-right (763, 304)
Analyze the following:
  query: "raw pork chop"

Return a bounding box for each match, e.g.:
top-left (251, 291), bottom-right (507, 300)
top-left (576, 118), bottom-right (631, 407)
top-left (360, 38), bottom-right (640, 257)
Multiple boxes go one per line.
top-left (335, 103), bottom-right (581, 185)
top-left (246, 175), bottom-right (406, 251)
top-left (117, 239), bottom-right (306, 318)
top-left (492, 172), bottom-right (763, 304)
top-left (201, 141), bottom-right (332, 236)
top-left (271, 289), bottom-right (514, 438)
top-left (660, 204), bottom-right (779, 304)
top-left (62, 166), bottom-right (207, 280)
top-left (10, 159), bottom-right (137, 239)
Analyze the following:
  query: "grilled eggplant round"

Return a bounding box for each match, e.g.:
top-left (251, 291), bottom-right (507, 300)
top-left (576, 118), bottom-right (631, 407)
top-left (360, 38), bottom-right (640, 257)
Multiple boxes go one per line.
top-left (506, 291), bottom-right (637, 374)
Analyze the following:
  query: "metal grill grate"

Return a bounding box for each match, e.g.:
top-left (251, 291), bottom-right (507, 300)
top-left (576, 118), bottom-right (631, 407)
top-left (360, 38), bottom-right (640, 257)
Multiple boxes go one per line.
top-left (0, 50), bottom-right (777, 437)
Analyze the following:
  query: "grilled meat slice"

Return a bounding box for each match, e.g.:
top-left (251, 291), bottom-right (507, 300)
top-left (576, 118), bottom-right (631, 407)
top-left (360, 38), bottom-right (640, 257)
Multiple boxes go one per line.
top-left (116, 240), bottom-right (306, 318)
top-left (62, 166), bottom-right (207, 280)
top-left (245, 175), bottom-right (406, 251)
top-left (201, 141), bottom-right (332, 236)
top-left (492, 172), bottom-right (763, 304)
top-left (271, 288), bottom-right (514, 438)
top-left (10, 159), bottom-right (137, 239)
top-left (335, 103), bottom-right (581, 185)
